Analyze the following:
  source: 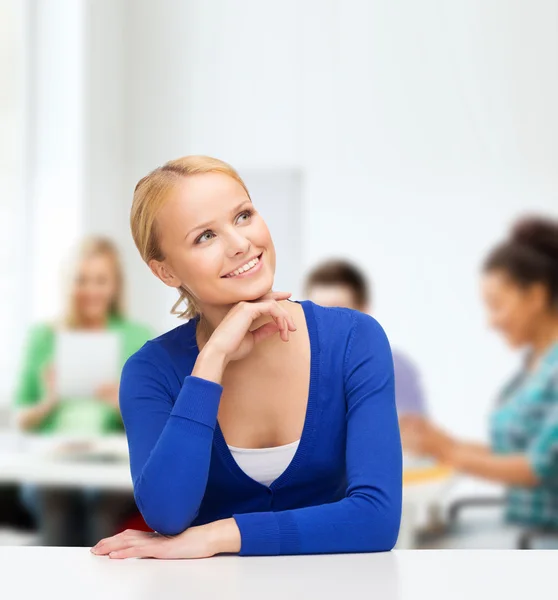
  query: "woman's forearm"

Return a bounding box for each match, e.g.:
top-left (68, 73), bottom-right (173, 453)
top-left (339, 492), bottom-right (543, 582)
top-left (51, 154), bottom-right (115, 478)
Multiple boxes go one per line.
top-left (17, 397), bottom-right (57, 431)
top-left (191, 346), bottom-right (228, 385)
top-left (129, 374), bottom-right (224, 535)
top-left (454, 441), bottom-right (492, 457)
top-left (209, 518), bottom-right (242, 554)
top-left (444, 441), bottom-right (539, 486)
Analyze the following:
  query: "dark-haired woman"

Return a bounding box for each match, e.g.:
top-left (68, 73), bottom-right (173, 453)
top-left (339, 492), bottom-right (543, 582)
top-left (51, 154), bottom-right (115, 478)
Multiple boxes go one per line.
top-left (401, 216), bottom-right (558, 536)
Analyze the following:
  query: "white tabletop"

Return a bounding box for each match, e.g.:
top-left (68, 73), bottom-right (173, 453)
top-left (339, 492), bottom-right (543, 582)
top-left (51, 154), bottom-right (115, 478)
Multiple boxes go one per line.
top-left (0, 451), bottom-right (132, 489)
top-left (0, 450), bottom-right (452, 496)
top-left (0, 433), bottom-right (132, 490)
top-left (0, 435), bottom-right (453, 500)
top-left (0, 547), bottom-right (554, 600)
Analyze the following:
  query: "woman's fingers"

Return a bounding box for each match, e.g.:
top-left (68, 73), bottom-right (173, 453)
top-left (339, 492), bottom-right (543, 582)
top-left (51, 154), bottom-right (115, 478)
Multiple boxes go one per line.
top-left (257, 291), bottom-right (292, 302)
top-left (252, 293), bottom-right (296, 338)
top-left (264, 302), bottom-right (292, 342)
top-left (91, 530), bottom-right (154, 555)
top-left (252, 321), bottom-right (281, 345)
top-left (108, 543), bottom-right (162, 560)
top-left (244, 298), bottom-right (295, 344)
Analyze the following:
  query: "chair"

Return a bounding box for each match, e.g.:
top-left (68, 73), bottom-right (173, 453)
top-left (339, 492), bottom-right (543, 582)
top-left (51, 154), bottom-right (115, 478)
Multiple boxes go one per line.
top-left (448, 496), bottom-right (558, 549)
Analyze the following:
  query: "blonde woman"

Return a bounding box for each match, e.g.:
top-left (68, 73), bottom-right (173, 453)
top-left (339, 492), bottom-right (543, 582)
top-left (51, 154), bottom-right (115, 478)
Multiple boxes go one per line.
top-left (14, 236), bottom-right (153, 545)
top-left (92, 156), bottom-right (402, 560)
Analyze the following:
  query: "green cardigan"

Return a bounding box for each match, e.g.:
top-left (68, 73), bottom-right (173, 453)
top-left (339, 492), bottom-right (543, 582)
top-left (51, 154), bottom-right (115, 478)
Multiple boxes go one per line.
top-left (14, 316), bottom-right (154, 435)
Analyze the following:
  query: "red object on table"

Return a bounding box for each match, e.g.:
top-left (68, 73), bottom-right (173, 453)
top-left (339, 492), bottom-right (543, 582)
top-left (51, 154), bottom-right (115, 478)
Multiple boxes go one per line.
top-left (118, 511), bottom-right (152, 533)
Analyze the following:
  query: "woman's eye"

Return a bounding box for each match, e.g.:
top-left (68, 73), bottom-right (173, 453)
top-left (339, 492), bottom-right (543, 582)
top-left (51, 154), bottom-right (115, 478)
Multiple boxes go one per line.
top-left (197, 231), bottom-right (215, 244)
top-left (236, 210), bottom-right (253, 224)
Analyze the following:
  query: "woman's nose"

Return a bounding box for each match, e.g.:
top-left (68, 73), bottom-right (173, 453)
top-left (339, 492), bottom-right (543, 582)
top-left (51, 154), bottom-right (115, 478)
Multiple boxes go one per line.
top-left (225, 230), bottom-right (251, 258)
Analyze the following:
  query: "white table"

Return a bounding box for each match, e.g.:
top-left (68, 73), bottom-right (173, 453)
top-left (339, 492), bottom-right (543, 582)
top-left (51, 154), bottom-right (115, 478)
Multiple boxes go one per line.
top-left (0, 435), bottom-right (453, 548)
top-left (0, 451), bottom-right (132, 490)
top-left (1, 547), bottom-right (554, 600)
top-left (0, 434), bottom-right (132, 490)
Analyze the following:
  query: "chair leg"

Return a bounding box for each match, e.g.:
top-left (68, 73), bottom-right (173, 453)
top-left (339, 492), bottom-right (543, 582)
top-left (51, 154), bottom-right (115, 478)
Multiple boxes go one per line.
top-left (516, 527), bottom-right (558, 550)
top-left (518, 530), bottom-right (531, 550)
top-left (448, 497), bottom-right (505, 528)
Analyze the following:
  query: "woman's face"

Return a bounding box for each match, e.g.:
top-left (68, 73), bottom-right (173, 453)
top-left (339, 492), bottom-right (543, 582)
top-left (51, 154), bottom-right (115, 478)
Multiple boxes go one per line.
top-left (73, 253), bottom-right (118, 323)
top-left (154, 172), bottom-right (276, 309)
top-left (481, 269), bottom-right (547, 348)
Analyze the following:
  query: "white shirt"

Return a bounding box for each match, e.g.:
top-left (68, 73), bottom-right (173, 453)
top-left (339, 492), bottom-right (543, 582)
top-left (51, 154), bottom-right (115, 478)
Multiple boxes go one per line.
top-left (227, 439), bottom-right (301, 487)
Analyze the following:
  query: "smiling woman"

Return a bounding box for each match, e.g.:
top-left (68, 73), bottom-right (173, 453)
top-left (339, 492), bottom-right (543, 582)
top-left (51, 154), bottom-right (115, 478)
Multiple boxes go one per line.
top-left (91, 155), bottom-right (402, 560)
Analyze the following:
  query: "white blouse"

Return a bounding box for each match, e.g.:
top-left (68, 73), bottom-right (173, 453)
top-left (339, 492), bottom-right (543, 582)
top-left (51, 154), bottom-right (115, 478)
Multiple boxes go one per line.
top-left (227, 439), bottom-right (301, 487)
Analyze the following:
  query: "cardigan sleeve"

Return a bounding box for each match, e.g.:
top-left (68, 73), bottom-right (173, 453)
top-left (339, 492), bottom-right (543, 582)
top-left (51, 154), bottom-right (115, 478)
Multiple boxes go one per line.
top-left (233, 311), bottom-right (402, 555)
top-left (119, 344), bottom-right (223, 535)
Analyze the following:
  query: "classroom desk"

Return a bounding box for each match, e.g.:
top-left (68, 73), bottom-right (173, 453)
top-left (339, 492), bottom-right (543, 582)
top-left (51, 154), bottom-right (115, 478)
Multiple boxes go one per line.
top-left (0, 436), bottom-right (453, 548)
top-left (0, 434), bottom-right (131, 490)
top-left (0, 449), bottom-right (132, 490)
top-left (398, 462), bottom-right (454, 548)
top-left (0, 547), bottom-right (553, 600)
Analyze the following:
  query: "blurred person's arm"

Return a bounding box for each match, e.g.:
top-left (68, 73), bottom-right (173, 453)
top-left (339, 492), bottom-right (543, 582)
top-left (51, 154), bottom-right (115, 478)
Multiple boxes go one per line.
top-left (444, 444), bottom-right (539, 487)
top-left (393, 352), bottom-right (428, 415)
top-left (400, 415), bottom-right (539, 487)
top-left (95, 382), bottom-right (120, 412)
top-left (13, 324), bottom-right (59, 431)
top-left (17, 387), bottom-right (59, 431)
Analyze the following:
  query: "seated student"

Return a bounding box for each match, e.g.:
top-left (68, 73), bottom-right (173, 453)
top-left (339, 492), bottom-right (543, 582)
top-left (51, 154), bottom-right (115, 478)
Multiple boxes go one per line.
top-left (91, 155), bottom-right (401, 560)
top-left (401, 216), bottom-right (558, 542)
top-left (305, 259), bottom-right (428, 416)
top-left (14, 236), bottom-right (153, 546)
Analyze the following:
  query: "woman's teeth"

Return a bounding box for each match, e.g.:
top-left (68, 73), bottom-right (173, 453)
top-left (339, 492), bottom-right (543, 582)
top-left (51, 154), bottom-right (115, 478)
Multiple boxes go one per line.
top-left (225, 256), bottom-right (260, 278)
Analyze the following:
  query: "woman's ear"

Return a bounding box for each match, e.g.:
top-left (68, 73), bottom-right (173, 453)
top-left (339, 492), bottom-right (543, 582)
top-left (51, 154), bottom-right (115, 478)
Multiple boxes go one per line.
top-left (528, 282), bottom-right (550, 313)
top-left (148, 259), bottom-right (182, 289)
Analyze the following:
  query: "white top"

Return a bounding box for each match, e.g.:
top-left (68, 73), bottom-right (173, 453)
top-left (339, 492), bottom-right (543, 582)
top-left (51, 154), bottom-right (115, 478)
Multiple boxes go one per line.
top-left (227, 439), bottom-right (300, 487)
top-left (2, 548), bottom-right (557, 600)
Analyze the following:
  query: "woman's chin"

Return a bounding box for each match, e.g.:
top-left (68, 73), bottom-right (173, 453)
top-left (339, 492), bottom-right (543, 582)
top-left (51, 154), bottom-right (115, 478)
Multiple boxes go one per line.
top-left (222, 276), bottom-right (274, 303)
top-left (506, 336), bottom-right (527, 350)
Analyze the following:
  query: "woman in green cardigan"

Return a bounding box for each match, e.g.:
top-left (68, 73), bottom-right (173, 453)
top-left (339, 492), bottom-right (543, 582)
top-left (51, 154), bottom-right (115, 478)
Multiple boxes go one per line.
top-left (14, 236), bottom-right (153, 546)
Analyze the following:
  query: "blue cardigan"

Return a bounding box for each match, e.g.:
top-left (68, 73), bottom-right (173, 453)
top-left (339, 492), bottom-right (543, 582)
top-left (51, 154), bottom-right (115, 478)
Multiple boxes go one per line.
top-left (119, 300), bottom-right (402, 556)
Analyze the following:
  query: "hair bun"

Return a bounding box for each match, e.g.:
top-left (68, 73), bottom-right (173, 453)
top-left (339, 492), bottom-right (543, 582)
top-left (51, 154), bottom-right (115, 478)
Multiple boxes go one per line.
top-left (511, 215), bottom-right (558, 264)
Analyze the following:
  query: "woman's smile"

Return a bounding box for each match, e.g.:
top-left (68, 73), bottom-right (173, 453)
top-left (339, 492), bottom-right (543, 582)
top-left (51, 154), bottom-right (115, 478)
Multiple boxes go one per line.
top-left (222, 252), bottom-right (264, 279)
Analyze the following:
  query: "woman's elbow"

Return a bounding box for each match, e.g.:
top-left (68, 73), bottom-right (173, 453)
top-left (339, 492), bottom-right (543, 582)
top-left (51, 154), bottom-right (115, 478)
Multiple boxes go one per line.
top-left (140, 508), bottom-right (194, 536)
top-left (367, 515), bottom-right (400, 552)
top-left (135, 494), bottom-right (198, 536)
top-left (358, 498), bottom-right (401, 552)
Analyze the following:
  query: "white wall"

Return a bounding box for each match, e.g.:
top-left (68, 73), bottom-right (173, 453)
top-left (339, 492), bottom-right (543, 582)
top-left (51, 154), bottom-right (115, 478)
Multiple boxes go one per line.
top-left (29, 0), bottom-right (86, 322)
top-left (27, 0), bottom-right (558, 439)
top-left (298, 1), bottom-right (558, 437)
top-left (0, 0), bottom-right (28, 401)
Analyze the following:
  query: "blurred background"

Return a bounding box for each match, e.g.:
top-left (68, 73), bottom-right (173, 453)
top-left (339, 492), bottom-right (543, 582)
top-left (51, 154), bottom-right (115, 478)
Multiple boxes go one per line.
top-left (1, 0), bottom-right (557, 549)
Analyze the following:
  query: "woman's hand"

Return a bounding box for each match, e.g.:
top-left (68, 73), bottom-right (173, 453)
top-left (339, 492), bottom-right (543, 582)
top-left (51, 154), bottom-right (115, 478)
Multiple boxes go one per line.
top-left (204, 291), bottom-right (297, 363)
top-left (192, 291), bottom-right (298, 384)
top-left (399, 414), bottom-right (455, 462)
top-left (41, 363), bottom-right (59, 406)
top-left (95, 382), bottom-right (120, 411)
top-left (91, 519), bottom-right (240, 560)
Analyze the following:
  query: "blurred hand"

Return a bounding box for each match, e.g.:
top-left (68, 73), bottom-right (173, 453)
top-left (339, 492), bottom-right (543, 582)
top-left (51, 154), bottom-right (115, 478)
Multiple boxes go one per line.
top-left (399, 415), bottom-right (455, 461)
top-left (90, 521), bottom-right (234, 559)
top-left (95, 382), bottom-right (120, 410)
top-left (41, 363), bottom-right (58, 406)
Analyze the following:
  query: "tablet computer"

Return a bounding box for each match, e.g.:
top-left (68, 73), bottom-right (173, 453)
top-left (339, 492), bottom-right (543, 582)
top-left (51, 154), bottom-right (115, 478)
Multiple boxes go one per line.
top-left (55, 331), bottom-right (120, 399)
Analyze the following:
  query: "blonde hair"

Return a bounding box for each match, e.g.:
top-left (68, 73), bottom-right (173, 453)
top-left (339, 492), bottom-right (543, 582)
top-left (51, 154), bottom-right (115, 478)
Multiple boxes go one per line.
top-left (130, 155), bottom-right (251, 320)
top-left (62, 236), bottom-right (126, 328)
